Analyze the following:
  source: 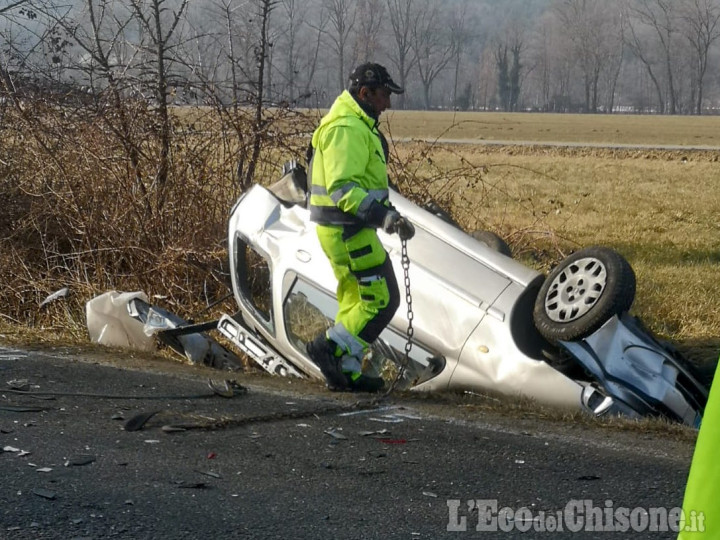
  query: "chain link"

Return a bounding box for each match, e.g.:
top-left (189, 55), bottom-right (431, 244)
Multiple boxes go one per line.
top-left (384, 237), bottom-right (413, 396)
top-left (402, 237), bottom-right (414, 357)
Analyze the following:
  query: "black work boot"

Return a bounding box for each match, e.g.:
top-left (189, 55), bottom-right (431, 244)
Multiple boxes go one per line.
top-left (346, 373), bottom-right (385, 393)
top-left (306, 335), bottom-right (348, 391)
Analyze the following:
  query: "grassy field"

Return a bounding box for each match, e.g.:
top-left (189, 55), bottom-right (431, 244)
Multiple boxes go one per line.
top-left (382, 110), bottom-right (720, 147)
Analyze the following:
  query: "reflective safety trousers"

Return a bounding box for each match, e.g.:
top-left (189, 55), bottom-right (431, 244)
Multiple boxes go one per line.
top-left (678, 361), bottom-right (720, 539)
top-left (317, 225), bottom-right (400, 362)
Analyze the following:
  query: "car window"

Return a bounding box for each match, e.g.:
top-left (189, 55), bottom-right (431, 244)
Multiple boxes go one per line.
top-left (366, 327), bottom-right (446, 388)
top-left (283, 274), bottom-right (445, 387)
top-left (283, 275), bottom-right (334, 352)
top-left (234, 237), bottom-right (274, 334)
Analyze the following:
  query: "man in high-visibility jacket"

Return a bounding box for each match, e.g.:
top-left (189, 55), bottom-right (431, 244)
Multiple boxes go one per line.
top-left (306, 63), bottom-right (414, 392)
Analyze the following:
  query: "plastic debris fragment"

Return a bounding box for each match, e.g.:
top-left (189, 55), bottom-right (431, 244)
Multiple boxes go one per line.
top-left (32, 488), bottom-right (56, 500)
top-left (64, 455), bottom-right (95, 467)
top-left (324, 429), bottom-right (348, 440)
top-left (40, 287), bottom-right (69, 308)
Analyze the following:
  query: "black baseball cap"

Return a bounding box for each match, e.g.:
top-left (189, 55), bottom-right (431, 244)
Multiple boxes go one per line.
top-left (349, 63), bottom-right (404, 94)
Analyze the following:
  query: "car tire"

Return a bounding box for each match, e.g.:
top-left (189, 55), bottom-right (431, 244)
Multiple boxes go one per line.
top-left (471, 230), bottom-right (512, 258)
top-left (533, 246), bottom-right (636, 343)
top-left (423, 201), bottom-right (459, 227)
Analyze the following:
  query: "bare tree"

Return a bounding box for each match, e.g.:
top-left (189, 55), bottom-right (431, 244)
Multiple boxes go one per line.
top-left (624, 4), bottom-right (665, 112)
top-left (243, 0), bottom-right (276, 188)
top-left (494, 42), bottom-right (510, 110)
top-left (275, 0), bottom-right (304, 104)
top-left (72, 1), bottom-right (148, 200)
top-left (321, 0), bottom-right (356, 92)
top-left (385, 0), bottom-right (415, 109)
top-left (353, 0), bottom-right (385, 64)
top-left (285, 1), bottom-right (327, 106)
top-left (0, 0), bottom-right (69, 82)
top-left (605, 4), bottom-right (627, 113)
top-left (0, 0), bottom-right (76, 172)
top-left (10, 1), bottom-right (167, 219)
top-left (626, 0), bottom-right (682, 114)
top-left (410, 0), bottom-right (453, 109)
top-left (0, 0), bottom-right (32, 16)
top-left (679, 0), bottom-right (720, 114)
top-left (493, 16), bottom-right (527, 112)
top-left (447, 0), bottom-right (479, 109)
top-left (556, 0), bottom-right (624, 112)
top-left (127, 0), bottom-right (189, 198)
top-left (258, 0), bottom-right (333, 106)
top-left (472, 46), bottom-right (496, 110)
top-left (215, 0), bottom-right (243, 108)
top-left (8, 0), bottom-right (720, 120)
top-left (527, 12), bottom-right (565, 110)
top-left (494, 41), bottom-right (523, 111)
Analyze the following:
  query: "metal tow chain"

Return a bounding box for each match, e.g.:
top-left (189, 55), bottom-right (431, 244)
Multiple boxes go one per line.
top-left (384, 237), bottom-right (413, 396)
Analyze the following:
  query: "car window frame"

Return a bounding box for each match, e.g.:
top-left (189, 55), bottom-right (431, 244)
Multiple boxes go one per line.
top-left (233, 232), bottom-right (275, 335)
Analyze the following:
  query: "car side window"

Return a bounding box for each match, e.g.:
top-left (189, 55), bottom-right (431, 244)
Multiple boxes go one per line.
top-left (235, 237), bottom-right (273, 333)
top-left (283, 275), bottom-right (334, 352)
top-left (282, 273), bottom-right (445, 387)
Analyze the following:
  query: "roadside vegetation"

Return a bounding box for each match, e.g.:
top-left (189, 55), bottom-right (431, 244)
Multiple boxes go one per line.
top-left (0, 96), bottom-right (314, 343)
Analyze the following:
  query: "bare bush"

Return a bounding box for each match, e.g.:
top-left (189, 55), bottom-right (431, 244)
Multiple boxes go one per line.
top-left (0, 82), bottom-right (314, 329)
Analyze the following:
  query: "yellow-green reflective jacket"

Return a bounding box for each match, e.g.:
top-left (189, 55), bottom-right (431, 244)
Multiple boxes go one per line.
top-left (309, 90), bottom-right (390, 227)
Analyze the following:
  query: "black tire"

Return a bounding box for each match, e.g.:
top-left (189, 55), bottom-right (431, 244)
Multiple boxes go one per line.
top-left (471, 230), bottom-right (512, 258)
top-left (423, 201), bottom-right (459, 227)
top-left (533, 246), bottom-right (636, 343)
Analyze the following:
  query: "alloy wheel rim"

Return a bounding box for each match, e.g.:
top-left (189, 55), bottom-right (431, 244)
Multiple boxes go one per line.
top-left (544, 257), bottom-right (607, 323)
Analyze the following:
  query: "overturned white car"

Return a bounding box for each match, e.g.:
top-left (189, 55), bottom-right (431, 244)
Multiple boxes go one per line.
top-left (129, 162), bottom-right (708, 427)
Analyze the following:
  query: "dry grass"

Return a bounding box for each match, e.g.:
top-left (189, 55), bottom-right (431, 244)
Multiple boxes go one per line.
top-left (370, 129), bottom-right (720, 368)
top-left (383, 110), bottom-right (720, 147)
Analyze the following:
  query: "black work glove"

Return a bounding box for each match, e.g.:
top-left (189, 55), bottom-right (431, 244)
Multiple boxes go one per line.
top-left (397, 217), bottom-right (415, 240)
top-left (382, 210), bottom-right (415, 240)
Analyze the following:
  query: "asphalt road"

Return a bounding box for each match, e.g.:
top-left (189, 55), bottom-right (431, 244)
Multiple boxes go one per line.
top-left (0, 346), bottom-right (697, 539)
